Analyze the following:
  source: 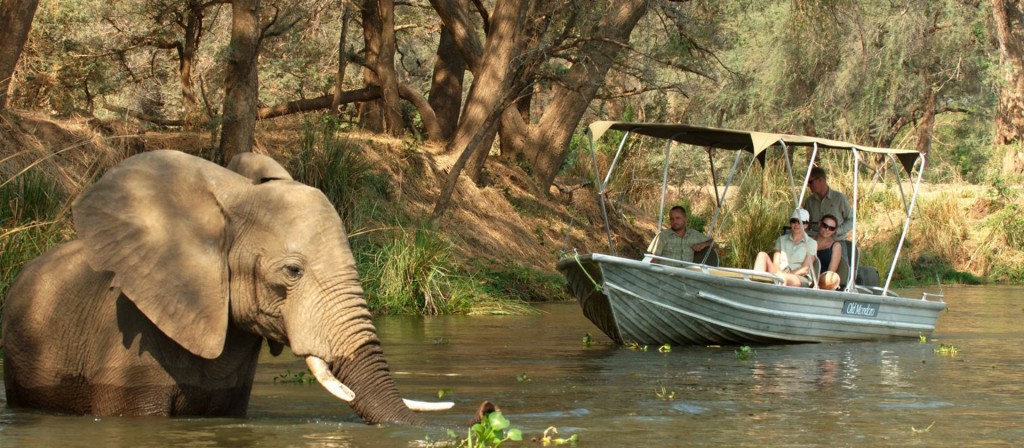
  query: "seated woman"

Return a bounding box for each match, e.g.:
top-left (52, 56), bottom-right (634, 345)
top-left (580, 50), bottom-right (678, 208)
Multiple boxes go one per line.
top-left (753, 209), bottom-right (815, 287)
top-left (814, 214), bottom-right (843, 290)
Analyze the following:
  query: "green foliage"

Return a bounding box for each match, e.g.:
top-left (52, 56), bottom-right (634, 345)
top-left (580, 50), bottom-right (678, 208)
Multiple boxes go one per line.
top-left (272, 369), bottom-right (316, 385)
top-left (360, 225), bottom-right (464, 315)
top-left (470, 258), bottom-right (570, 303)
top-left (734, 345), bottom-right (756, 360)
top-left (0, 170), bottom-right (70, 306)
top-left (289, 116), bottom-right (392, 231)
top-left (453, 411), bottom-right (523, 448)
top-left (0, 170), bottom-right (65, 223)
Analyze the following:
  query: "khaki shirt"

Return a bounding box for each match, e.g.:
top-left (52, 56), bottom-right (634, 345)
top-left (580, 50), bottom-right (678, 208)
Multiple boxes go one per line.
top-left (774, 232), bottom-right (815, 272)
top-left (647, 228), bottom-right (709, 262)
top-left (803, 188), bottom-right (853, 240)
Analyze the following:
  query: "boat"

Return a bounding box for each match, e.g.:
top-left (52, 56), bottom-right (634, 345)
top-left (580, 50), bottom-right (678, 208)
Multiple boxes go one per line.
top-left (557, 121), bottom-right (947, 345)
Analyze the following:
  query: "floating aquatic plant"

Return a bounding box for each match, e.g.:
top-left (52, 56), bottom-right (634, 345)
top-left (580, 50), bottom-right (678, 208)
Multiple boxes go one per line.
top-left (735, 345), bottom-right (756, 360)
top-left (445, 411), bottom-right (522, 448)
top-left (540, 426), bottom-right (579, 446)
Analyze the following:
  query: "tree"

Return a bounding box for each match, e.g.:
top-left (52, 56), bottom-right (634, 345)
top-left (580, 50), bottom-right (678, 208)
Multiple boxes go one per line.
top-left (217, 0), bottom-right (262, 164)
top-left (992, 0), bottom-right (1024, 175)
top-left (359, 0), bottom-right (404, 136)
top-left (0, 0), bottom-right (40, 111)
top-left (431, 0), bottom-right (530, 221)
top-left (498, 0), bottom-right (650, 188)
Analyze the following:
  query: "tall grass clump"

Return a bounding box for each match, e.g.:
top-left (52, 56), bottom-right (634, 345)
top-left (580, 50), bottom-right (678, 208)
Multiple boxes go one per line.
top-left (1, 170), bottom-right (71, 302)
top-left (359, 225), bottom-right (472, 315)
top-left (910, 192), bottom-right (970, 268)
top-left (288, 116), bottom-right (392, 231)
top-left (358, 226), bottom-right (538, 316)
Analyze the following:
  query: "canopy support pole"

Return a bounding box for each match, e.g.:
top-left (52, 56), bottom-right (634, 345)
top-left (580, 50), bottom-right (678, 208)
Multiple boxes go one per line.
top-left (797, 143), bottom-right (819, 208)
top-left (884, 154), bottom-right (926, 295)
top-left (656, 137), bottom-right (677, 234)
top-left (847, 149), bottom-right (861, 291)
top-left (588, 128), bottom-right (619, 255)
top-left (708, 150), bottom-right (743, 236)
top-left (888, 154), bottom-right (910, 215)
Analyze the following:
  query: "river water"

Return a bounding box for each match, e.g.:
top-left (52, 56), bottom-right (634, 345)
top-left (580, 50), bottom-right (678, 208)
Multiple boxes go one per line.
top-left (1, 285), bottom-right (1021, 447)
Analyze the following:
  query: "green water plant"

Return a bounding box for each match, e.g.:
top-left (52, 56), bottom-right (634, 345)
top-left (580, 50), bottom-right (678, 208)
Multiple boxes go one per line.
top-left (626, 341), bottom-right (648, 351)
top-left (582, 333), bottom-right (595, 347)
top-left (655, 385), bottom-right (676, 400)
top-left (540, 426), bottom-right (579, 446)
top-left (735, 345), bottom-right (756, 360)
top-left (658, 344), bottom-right (672, 353)
top-left (272, 369), bottom-right (315, 385)
top-left (447, 411), bottom-right (523, 448)
top-left (935, 343), bottom-right (960, 355)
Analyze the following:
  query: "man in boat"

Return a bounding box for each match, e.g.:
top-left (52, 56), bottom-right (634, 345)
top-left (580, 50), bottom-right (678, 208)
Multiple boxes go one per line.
top-left (803, 167), bottom-right (853, 240)
top-left (646, 205), bottom-right (714, 263)
top-left (752, 208), bottom-right (816, 287)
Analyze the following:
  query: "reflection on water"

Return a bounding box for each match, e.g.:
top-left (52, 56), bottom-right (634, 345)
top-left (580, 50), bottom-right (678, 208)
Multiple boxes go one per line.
top-left (2, 285), bottom-right (1023, 446)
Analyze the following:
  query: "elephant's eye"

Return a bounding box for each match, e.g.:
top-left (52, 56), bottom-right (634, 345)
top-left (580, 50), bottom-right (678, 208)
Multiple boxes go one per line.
top-left (284, 264), bottom-right (304, 279)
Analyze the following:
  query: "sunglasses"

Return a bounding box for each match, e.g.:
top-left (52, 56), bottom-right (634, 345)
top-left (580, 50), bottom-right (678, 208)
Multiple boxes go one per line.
top-left (821, 223), bottom-right (837, 231)
top-left (789, 218), bottom-right (805, 225)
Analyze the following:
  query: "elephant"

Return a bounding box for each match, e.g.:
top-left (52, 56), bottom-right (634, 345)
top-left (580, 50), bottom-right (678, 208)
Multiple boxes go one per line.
top-left (1, 149), bottom-right (451, 424)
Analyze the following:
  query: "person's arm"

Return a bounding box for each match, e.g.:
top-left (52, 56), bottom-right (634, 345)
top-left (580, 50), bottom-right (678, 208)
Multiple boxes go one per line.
top-left (692, 237), bottom-right (714, 252)
top-left (828, 241), bottom-right (842, 272)
top-left (836, 193), bottom-right (854, 238)
top-left (793, 252), bottom-right (814, 277)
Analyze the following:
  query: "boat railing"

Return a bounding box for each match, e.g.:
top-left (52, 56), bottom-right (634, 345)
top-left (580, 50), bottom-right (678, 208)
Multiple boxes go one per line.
top-left (642, 254), bottom-right (785, 285)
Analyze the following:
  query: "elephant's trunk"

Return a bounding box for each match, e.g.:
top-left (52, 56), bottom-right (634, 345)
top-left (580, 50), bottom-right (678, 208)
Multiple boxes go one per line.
top-left (292, 271), bottom-right (448, 425)
top-left (329, 337), bottom-right (427, 425)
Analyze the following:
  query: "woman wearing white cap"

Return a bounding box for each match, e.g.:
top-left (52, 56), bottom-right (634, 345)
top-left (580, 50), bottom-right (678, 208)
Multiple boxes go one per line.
top-left (752, 208), bottom-right (816, 287)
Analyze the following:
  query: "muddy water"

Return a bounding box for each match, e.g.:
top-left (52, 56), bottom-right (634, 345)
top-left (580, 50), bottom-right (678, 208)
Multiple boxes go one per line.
top-left (1, 285), bottom-right (1022, 447)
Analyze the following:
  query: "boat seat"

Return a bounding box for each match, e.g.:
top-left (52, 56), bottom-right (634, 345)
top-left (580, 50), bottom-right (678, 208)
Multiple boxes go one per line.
top-left (694, 247), bottom-right (720, 267)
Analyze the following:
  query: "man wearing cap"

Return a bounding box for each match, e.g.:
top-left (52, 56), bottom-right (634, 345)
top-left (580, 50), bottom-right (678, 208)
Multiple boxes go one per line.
top-left (753, 208), bottom-right (816, 287)
top-left (647, 205), bottom-right (714, 263)
top-left (802, 167), bottom-right (853, 240)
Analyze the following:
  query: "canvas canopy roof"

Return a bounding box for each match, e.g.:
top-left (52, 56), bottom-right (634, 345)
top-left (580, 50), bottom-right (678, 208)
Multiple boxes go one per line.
top-left (588, 121), bottom-right (923, 173)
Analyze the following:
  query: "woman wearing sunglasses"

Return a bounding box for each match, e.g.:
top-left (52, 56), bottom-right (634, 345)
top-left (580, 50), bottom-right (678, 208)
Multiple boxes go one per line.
top-left (814, 214), bottom-right (843, 290)
top-left (753, 208), bottom-right (816, 287)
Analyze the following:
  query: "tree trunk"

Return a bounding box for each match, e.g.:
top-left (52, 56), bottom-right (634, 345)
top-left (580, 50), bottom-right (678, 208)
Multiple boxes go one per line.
top-left (0, 0), bottom-right (40, 111)
top-left (915, 87), bottom-right (937, 156)
top-left (180, 0), bottom-right (205, 127)
top-left (428, 0), bottom-right (484, 71)
top-left (992, 0), bottom-right (1024, 175)
top-left (431, 0), bottom-right (529, 222)
top-left (217, 0), bottom-right (262, 165)
top-left (360, 0), bottom-right (403, 136)
top-left (427, 25), bottom-right (466, 141)
top-left (501, 0), bottom-right (649, 189)
top-left (331, 2), bottom-right (352, 117)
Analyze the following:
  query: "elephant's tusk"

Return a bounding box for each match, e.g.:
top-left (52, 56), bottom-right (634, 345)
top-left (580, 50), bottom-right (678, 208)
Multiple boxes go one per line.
top-left (306, 356), bottom-right (355, 402)
top-left (403, 399), bottom-right (455, 412)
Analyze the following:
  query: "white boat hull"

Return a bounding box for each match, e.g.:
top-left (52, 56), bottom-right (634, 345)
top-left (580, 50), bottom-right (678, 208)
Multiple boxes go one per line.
top-left (557, 253), bottom-right (947, 345)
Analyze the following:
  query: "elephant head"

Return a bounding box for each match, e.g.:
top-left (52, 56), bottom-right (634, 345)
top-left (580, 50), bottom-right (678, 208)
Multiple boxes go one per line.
top-left (61, 150), bottom-right (448, 423)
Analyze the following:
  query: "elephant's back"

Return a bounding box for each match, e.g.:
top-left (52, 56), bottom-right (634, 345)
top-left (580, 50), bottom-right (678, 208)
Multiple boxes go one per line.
top-left (3, 241), bottom-right (117, 378)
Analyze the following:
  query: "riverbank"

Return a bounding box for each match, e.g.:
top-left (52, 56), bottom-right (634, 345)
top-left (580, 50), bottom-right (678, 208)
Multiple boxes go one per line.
top-left (2, 112), bottom-right (1019, 316)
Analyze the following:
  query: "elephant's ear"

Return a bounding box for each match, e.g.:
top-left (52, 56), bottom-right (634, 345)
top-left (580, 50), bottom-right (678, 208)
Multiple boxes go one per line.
top-left (73, 150), bottom-right (244, 359)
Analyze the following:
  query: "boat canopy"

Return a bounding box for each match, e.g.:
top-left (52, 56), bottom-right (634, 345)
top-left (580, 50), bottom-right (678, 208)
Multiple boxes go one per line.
top-left (588, 121), bottom-right (922, 173)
